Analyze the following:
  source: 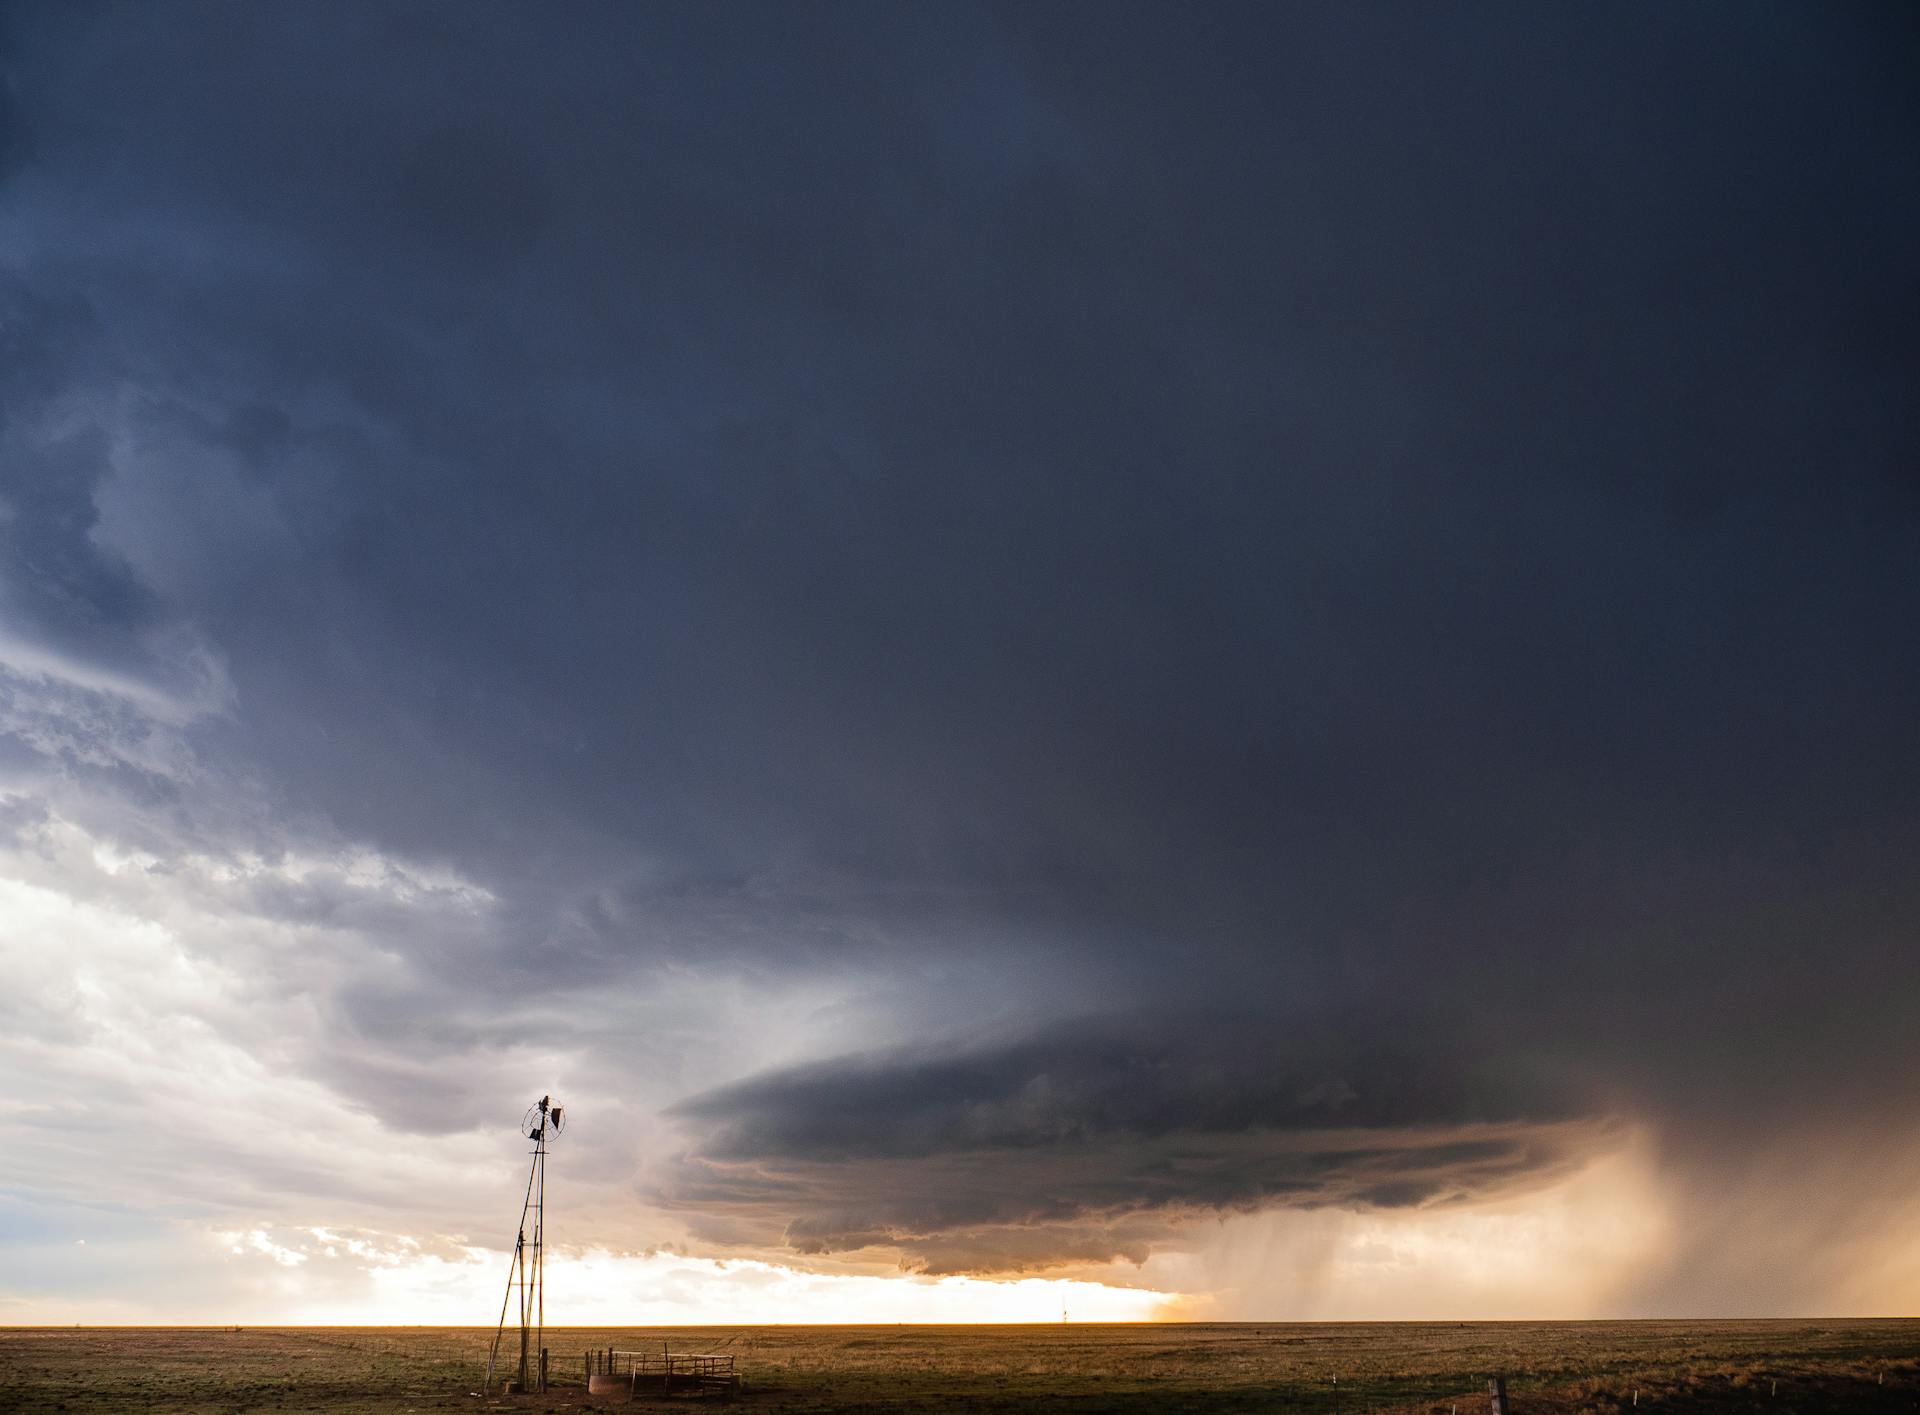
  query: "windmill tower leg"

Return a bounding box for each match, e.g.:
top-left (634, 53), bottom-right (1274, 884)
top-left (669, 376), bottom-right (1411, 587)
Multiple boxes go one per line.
top-left (518, 1227), bottom-right (530, 1391)
top-left (487, 1175), bottom-right (534, 1389)
top-left (533, 1128), bottom-right (546, 1391)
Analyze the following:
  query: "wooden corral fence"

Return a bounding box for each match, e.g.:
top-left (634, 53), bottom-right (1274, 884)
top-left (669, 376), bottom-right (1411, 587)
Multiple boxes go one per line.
top-left (585, 1347), bottom-right (739, 1399)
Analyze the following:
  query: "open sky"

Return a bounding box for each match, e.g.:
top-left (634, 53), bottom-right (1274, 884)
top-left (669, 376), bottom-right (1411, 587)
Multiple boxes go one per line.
top-left (3, 2), bottom-right (1917, 1323)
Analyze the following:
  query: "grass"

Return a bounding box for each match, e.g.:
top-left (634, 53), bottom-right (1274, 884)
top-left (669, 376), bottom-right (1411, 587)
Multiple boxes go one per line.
top-left (2, 1320), bottom-right (1915, 1413)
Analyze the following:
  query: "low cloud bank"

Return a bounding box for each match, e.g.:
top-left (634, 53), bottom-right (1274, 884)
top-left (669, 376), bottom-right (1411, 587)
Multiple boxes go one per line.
top-left (662, 1015), bottom-right (1616, 1271)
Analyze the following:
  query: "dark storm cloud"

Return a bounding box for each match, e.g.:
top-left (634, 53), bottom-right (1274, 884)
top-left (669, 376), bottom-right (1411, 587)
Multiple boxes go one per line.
top-left (658, 1011), bottom-right (1613, 1269)
top-left (0, 276), bottom-right (149, 650)
top-left (3, 0), bottom-right (1918, 1288)
top-left (676, 1012), bottom-right (1593, 1163)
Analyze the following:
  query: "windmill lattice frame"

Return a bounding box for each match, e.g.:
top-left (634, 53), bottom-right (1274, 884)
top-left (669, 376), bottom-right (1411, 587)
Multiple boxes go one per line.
top-left (487, 1095), bottom-right (564, 1394)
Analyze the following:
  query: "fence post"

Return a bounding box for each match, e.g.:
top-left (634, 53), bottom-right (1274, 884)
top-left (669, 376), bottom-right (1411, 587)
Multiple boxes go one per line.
top-left (1488, 1375), bottom-right (1509, 1415)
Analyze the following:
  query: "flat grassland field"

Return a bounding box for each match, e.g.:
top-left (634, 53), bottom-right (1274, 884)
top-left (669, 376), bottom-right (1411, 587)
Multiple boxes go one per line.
top-left (3, 1321), bottom-right (1916, 1414)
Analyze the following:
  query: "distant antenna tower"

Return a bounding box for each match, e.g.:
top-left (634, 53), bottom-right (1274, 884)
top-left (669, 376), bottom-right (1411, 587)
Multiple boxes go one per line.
top-left (487, 1095), bottom-right (565, 1394)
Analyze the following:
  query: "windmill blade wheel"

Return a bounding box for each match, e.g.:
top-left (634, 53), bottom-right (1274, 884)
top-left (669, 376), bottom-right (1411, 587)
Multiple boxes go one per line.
top-left (522, 1100), bottom-right (564, 1141)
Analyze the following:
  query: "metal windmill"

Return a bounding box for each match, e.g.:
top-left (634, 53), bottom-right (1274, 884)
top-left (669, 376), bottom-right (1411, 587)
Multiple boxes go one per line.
top-left (487, 1095), bottom-right (565, 1394)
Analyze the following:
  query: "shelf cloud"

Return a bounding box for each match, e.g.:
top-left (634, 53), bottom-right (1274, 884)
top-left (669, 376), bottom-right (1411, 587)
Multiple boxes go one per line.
top-left (662, 1012), bottom-right (1616, 1270)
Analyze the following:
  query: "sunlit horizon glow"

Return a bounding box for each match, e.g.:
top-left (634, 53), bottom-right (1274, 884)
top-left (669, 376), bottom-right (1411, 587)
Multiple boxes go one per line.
top-left (18, 1235), bottom-right (1175, 1326)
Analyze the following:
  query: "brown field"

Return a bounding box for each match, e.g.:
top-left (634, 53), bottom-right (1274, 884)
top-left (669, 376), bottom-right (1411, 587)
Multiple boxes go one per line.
top-left (2, 1320), bottom-right (1916, 1414)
